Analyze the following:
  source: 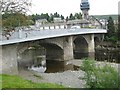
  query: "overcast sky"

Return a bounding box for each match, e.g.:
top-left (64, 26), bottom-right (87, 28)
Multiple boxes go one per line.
top-left (29, 0), bottom-right (120, 17)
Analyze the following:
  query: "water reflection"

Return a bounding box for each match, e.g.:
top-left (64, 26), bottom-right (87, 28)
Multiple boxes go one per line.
top-left (45, 60), bottom-right (74, 73)
top-left (27, 49), bottom-right (120, 73)
top-left (28, 60), bottom-right (46, 72)
top-left (29, 59), bottom-right (76, 73)
top-left (28, 66), bottom-right (46, 72)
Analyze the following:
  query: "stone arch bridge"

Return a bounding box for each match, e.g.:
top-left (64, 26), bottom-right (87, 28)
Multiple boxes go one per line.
top-left (0, 28), bottom-right (107, 75)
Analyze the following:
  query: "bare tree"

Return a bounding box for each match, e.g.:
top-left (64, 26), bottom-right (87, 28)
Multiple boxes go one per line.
top-left (1, 0), bottom-right (32, 39)
top-left (1, 0), bottom-right (32, 14)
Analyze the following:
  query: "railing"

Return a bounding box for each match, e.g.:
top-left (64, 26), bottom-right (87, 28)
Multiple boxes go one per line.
top-left (0, 28), bottom-right (69, 41)
top-left (1, 28), bottom-right (107, 41)
top-left (0, 19), bottom-right (98, 41)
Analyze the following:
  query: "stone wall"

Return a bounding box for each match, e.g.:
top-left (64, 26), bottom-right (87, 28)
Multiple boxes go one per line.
top-left (1, 44), bottom-right (18, 75)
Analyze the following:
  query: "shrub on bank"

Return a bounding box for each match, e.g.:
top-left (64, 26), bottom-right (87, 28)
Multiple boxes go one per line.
top-left (81, 59), bottom-right (120, 89)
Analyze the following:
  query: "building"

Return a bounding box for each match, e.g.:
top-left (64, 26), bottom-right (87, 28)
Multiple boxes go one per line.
top-left (53, 18), bottom-right (64, 23)
top-left (35, 19), bottom-right (48, 27)
top-left (80, 0), bottom-right (90, 20)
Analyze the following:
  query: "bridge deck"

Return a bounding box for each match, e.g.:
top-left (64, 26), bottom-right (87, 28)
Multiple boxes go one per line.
top-left (0, 28), bottom-right (107, 45)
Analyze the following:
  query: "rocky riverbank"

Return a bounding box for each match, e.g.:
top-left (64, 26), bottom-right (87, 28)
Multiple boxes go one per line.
top-left (18, 59), bottom-right (119, 88)
top-left (19, 69), bottom-right (86, 88)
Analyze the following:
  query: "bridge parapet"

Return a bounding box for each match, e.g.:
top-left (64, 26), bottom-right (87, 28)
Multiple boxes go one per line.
top-left (0, 28), bottom-right (107, 46)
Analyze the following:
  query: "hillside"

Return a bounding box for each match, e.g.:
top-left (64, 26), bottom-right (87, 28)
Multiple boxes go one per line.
top-left (91, 15), bottom-right (118, 20)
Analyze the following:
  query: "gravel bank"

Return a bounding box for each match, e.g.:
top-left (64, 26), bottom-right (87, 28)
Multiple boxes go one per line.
top-left (19, 59), bottom-right (119, 88)
top-left (19, 69), bottom-right (86, 88)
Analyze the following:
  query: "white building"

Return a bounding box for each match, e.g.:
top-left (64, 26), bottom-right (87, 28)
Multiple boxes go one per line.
top-left (35, 19), bottom-right (47, 27)
top-left (53, 18), bottom-right (64, 23)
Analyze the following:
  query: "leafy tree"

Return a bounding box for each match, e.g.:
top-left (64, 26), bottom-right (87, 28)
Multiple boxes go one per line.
top-left (49, 14), bottom-right (54, 22)
top-left (30, 12), bottom-right (64, 23)
top-left (61, 15), bottom-right (64, 20)
top-left (74, 12), bottom-right (82, 19)
top-left (69, 13), bottom-right (75, 20)
top-left (31, 14), bottom-right (41, 22)
top-left (105, 17), bottom-right (116, 42)
top-left (107, 17), bottom-right (115, 36)
top-left (2, 13), bottom-right (30, 29)
top-left (40, 13), bottom-right (49, 21)
top-left (53, 12), bottom-right (60, 17)
top-left (66, 16), bottom-right (69, 22)
top-left (1, 0), bottom-right (32, 32)
top-left (118, 15), bottom-right (120, 41)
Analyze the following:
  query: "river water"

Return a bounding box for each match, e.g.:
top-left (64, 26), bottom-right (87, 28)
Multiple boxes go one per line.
top-left (28, 46), bottom-right (120, 73)
top-left (28, 59), bottom-right (79, 73)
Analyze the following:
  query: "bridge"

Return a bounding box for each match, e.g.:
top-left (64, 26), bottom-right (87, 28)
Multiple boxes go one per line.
top-left (0, 28), bottom-right (107, 75)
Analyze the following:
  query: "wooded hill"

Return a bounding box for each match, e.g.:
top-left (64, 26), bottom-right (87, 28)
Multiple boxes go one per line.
top-left (91, 15), bottom-right (118, 20)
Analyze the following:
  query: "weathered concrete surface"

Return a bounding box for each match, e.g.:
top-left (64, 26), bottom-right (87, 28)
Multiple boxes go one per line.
top-left (80, 34), bottom-right (95, 59)
top-left (0, 29), bottom-right (107, 45)
top-left (73, 34), bottom-right (95, 59)
top-left (45, 44), bottom-right (63, 61)
top-left (1, 34), bottom-right (96, 75)
top-left (73, 35), bottom-right (88, 59)
top-left (0, 46), bottom-right (2, 74)
top-left (18, 49), bottom-right (34, 69)
top-left (87, 34), bottom-right (95, 59)
top-left (63, 36), bottom-right (74, 60)
top-left (40, 36), bottom-right (74, 61)
top-left (1, 44), bottom-right (18, 75)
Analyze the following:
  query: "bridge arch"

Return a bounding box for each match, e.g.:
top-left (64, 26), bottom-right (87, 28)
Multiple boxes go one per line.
top-left (17, 42), bottom-right (35, 68)
top-left (73, 35), bottom-right (88, 59)
top-left (40, 43), bottom-right (64, 61)
top-left (94, 34), bottom-right (105, 47)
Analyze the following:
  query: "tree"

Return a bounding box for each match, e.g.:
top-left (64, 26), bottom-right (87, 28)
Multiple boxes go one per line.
top-left (74, 13), bottom-right (82, 19)
top-left (49, 13), bottom-right (54, 22)
top-left (69, 13), bottom-right (75, 20)
top-left (1, 0), bottom-right (32, 14)
top-left (53, 12), bottom-right (60, 17)
top-left (61, 15), bottom-right (64, 20)
top-left (2, 13), bottom-right (30, 29)
top-left (66, 16), bottom-right (69, 22)
top-left (106, 17), bottom-right (115, 38)
top-left (40, 13), bottom-right (49, 21)
top-left (118, 15), bottom-right (120, 40)
top-left (1, 0), bottom-right (32, 32)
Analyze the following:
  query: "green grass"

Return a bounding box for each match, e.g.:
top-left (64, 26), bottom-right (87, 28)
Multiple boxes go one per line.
top-left (0, 74), bottom-right (64, 89)
top-left (0, 74), bottom-right (2, 89)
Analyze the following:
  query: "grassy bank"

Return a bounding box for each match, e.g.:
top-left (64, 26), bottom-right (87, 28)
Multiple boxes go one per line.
top-left (0, 74), bottom-right (64, 89)
top-left (81, 59), bottom-right (120, 89)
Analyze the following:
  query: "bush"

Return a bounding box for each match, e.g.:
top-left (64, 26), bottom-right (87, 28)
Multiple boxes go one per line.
top-left (81, 59), bottom-right (120, 89)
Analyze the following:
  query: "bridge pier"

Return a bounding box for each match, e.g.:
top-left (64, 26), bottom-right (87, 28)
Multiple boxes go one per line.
top-left (45, 36), bottom-right (74, 72)
top-left (41, 36), bottom-right (74, 61)
top-left (87, 34), bottom-right (95, 59)
top-left (42, 36), bottom-right (74, 72)
top-left (1, 44), bottom-right (18, 75)
top-left (63, 36), bottom-right (74, 60)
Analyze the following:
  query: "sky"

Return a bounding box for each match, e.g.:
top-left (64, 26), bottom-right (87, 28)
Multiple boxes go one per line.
top-left (29, 0), bottom-right (120, 17)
